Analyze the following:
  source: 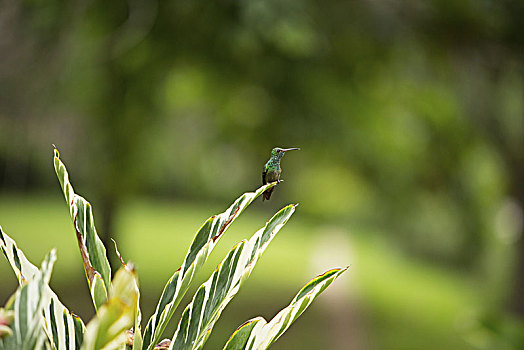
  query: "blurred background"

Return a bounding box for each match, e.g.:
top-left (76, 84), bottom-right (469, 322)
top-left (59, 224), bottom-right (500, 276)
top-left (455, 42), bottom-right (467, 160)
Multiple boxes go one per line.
top-left (1, 0), bottom-right (523, 349)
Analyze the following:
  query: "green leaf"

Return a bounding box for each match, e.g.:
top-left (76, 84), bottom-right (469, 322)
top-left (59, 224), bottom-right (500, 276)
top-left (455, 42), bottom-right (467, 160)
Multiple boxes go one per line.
top-left (53, 148), bottom-right (112, 310)
top-left (170, 204), bottom-right (296, 350)
top-left (81, 266), bottom-right (139, 350)
top-left (90, 274), bottom-right (109, 311)
top-left (222, 318), bottom-right (263, 350)
top-left (0, 226), bottom-right (39, 284)
top-left (113, 239), bottom-right (143, 350)
top-left (0, 227), bottom-right (85, 350)
top-left (142, 182), bottom-right (277, 350)
top-left (0, 251), bottom-right (56, 350)
top-left (223, 267), bottom-right (348, 350)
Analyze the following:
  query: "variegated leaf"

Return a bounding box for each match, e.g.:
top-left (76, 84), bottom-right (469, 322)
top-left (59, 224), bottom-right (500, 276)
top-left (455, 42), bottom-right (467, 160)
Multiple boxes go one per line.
top-left (0, 251), bottom-right (56, 350)
top-left (81, 266), bottom-right (139, 350)
top-left (42, 288), bottom-right (85, 350)
top-left (0, 227), bottom-right (85, 350)
top-left (142, 182), bottom-right (277, 350)
top-left (53, 147), bottom-right (111, 310)
top-left (112, 239), bottom-right (143, 350)
top-left (169, 204), bottom-right (296, 350)
top-left (223, 267), bottom-right (348, 350)
top-left (0, 226), bottom-right (39, 284)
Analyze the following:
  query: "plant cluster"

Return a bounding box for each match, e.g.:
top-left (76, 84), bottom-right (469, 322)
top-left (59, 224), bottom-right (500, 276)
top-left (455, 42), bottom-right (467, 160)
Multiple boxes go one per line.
top-left (0, 149), bottom-right (346, 350)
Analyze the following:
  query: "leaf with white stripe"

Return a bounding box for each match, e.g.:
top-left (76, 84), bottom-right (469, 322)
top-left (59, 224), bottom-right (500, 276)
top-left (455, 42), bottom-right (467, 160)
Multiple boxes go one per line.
top-left (41, 288), bottom-right (85, 350)
top-left (53, 147), bottom-right (111, 310)
top-left (113, 238), bottom-right (143, 350)
top-left (223, 267), bottom-right (348, 350)
top-left (142, 182), bottom-right (277, 350)
top-left (0, 226), bottom-right (39, 284)
top-left (0, 227), bottom-right (85, 350)
top-left (0, 251), bottom-right (56, 350)
top-left (169, 204), bottom-right (296, 350)
top-left (81, 265), bottom-right (139, 350)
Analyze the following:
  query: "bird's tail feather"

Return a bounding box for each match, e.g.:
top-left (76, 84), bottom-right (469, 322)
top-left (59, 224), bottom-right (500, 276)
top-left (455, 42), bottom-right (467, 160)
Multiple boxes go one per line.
top-left (262, 187), bottom-right (274, 201)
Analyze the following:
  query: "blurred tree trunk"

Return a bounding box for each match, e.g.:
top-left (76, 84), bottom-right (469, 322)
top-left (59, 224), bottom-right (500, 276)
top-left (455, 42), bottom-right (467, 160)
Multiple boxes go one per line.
top-left (89, 29), bottom-right (129, 271)
top-left (85, 0), bottom-right (159, 269)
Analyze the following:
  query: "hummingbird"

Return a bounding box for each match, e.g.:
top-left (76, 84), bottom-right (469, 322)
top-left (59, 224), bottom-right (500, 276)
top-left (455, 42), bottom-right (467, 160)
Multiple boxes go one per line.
top-left (262, 147), bottom-right (300, 201)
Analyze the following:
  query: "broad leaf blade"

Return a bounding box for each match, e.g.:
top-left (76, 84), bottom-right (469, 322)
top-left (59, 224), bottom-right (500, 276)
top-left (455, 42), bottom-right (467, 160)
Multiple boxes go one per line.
top-left (142, 183), bottom-right (276, 350)
top-left (223, 267), bottom-right (348, 350)
top-left (53, 148), bottom-right (112, 309)
top-left (42, 292), bottom-right (85, 350)
top-left (0, 228), bottom-right (85, 350)
top-left (113, 239), bottom-right (143, 350)
top-left (170, 204), bottom-right (297, 349)
top-left (0, 251), bottom-right (56, 350)
top-left (169, 204), bottom-right (296, 350)
top-left (0, 226), bottom-right (39, 284)
top-left (221, 318), bottom-right (264, 350)
top-left (81, 266), bottom-right (139, 350)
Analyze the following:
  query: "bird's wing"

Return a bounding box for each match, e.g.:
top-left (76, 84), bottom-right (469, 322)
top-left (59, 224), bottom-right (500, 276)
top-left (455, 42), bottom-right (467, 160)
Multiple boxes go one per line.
top-left (262, 168), bottom-right (267, 185)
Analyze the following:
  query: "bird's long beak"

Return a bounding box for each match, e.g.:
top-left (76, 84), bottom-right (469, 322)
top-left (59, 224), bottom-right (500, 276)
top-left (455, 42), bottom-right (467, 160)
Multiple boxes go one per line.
top-left (281, 147), bottom-right (300, 152)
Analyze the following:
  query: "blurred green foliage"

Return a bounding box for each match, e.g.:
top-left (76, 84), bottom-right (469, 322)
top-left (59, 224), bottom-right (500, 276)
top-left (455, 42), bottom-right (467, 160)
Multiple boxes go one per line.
top-left (1, 0), bottom-right (522, 262)
top-left (0, 0), bottom-right (523, 348)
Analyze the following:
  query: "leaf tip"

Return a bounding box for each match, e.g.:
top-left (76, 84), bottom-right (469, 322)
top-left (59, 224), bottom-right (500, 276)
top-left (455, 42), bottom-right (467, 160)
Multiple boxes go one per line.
top-left (49, 248), bottom-right (58, 261)
top-left (71, 312), bottom-right (82, 320)
top-left (112, 238), bottom-right (127, 269)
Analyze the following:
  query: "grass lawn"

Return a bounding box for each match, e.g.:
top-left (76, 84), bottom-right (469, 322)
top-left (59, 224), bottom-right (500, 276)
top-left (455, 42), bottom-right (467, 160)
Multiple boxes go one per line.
top-left (0, 193), bottom-right (481, 349)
